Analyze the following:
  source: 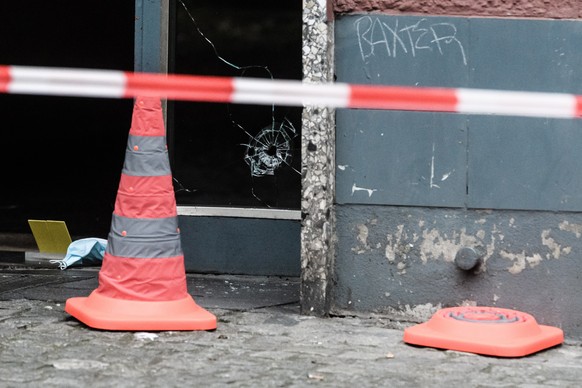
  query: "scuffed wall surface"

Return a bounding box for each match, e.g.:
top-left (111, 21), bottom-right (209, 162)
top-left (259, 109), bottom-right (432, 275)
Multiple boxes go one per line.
top-left (333, 0), bottom-right (582, 18)
top-left (333, 205), bottom-right (582, 338)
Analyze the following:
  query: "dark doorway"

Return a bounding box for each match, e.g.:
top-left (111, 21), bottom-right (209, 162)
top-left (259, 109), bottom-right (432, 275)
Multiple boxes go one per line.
top-left (0, 1), bottom-right (135, 237)
top-left (170, 0), bottom-right (302, 210)
top-left (166, 1), bottom-right (303, 276)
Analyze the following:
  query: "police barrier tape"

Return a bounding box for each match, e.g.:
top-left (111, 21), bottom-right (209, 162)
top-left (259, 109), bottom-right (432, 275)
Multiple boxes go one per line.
top-left (1, 65), bottom-right (582, 119)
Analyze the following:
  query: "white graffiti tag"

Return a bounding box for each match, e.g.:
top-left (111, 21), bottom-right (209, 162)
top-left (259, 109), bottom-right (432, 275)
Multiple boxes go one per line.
top-left (354, 16), bottom-right (467, 65)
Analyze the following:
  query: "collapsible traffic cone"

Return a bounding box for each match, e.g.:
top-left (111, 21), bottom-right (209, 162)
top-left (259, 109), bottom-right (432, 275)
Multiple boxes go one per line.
top-left (403, 306), bottom-right (563, 357)
top-left (65, 96), bottom-right (217, 331)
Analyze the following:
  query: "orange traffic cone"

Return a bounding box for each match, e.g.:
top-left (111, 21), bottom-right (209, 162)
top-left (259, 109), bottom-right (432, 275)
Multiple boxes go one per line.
top-left (65, 96), bottom-right (217, 331)
top-left (403, 306), bottom-right (563, 357)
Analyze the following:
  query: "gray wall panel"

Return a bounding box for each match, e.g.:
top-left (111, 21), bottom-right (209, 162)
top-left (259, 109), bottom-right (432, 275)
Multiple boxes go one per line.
top-left (335, 14), bottom-right (582, 211)
top-left (335, 15), bottom-right (470, 87)
top-left (468, 116), bottom-right (582, 211)
top-left (336, 109), bottom-right (467, 207)
top-left (179, 216), bottom-right (301, 277)
top-left (468, 18), bottom-right (582, 93)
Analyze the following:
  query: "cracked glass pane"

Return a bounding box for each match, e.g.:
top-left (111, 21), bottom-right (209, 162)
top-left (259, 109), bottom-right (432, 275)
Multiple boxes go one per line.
top-left (170, 0), bottom-right (302, 209)
top-left (242, 118), bottom-right (299, 178)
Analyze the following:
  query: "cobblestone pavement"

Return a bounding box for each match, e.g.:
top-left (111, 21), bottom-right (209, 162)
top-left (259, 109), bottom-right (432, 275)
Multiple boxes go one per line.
top-left (1, 296), bottom-right (582, 387)
top-left (0, 255), bottom-right (581, 387)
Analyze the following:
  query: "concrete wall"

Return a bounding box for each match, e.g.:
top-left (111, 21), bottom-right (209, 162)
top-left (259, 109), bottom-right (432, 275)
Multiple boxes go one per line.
top-left (315, 0), bottom-right (582, 339)
top-left (333, 207), bottom-right (582, 336)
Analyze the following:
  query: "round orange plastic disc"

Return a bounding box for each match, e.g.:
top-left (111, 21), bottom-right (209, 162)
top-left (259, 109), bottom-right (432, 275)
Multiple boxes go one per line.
top-left (403, 306), bottom-right (563, 357)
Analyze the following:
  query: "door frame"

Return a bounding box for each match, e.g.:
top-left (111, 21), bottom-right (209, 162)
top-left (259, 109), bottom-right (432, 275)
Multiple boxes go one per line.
top-left (134, 0), bottom-right (302, 276)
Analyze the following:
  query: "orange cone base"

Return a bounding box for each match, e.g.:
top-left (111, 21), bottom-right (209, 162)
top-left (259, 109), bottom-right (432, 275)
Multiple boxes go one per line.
top-left (65, 291), bottom-right (217, 331)
top-left (403, 306), bottom-right (563, 357)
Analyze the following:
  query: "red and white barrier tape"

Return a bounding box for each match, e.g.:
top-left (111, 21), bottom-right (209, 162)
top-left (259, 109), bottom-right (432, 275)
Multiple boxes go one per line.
top-left (1, 65), bottom-right (582, 118)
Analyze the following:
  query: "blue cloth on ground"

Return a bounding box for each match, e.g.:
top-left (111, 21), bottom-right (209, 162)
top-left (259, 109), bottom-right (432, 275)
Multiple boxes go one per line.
top-left (50, 237), bottom-right (107, 270)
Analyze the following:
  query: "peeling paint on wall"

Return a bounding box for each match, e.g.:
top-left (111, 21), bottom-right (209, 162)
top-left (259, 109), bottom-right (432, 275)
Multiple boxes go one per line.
top-left (499, 227), bottom-right (573, 274)
top-left (559, 220), bottom-right (582, 238)
top-left (384, 224), bottom-right (407, 263)
top-left (501, 251), bottom-right (544, 274)
top-left (348, 214), bottom-right (577, 279)
top-left (353, 224), bottom-right (369, 254)
top-left (401, 303), bottom-right (441, 322)
top-left (541, 229), bottom-right (571, 259)
top-left (419, 228), bottom-right (480, 264)
top-left (375, 302), bottom-right (444, 323)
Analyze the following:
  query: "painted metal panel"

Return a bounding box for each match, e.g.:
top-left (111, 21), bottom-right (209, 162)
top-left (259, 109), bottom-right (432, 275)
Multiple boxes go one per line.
top-left (336, 109), bottom-right (467, 206)
top-left (335, 14), bottom-right (582, 211)
top-left (468, 18), bottom-right (582, 94)
top-left (134, 0), bottom-right (168, 73)
top-left (335, 15), bottom-right (471, 88)
top-left (179, 216), bottom-right (301, 277)
top-left (468, 116), bottom-right (582, 211)
top-left (467, 18), bottom-right (582, 211)
top-left (335, 14), bottom-right (470, 207)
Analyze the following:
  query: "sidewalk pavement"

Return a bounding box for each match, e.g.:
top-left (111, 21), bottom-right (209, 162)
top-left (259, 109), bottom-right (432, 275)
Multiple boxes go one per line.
top-left (0, 260), bottom-right (581, 387)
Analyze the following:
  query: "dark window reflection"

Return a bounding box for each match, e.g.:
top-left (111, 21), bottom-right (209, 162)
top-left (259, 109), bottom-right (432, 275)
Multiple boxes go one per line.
top-left (170, 0), bottom-right (302, 209)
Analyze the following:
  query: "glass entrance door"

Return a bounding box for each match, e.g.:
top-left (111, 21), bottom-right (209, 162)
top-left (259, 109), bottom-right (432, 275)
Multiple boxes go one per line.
top-left (168, 0), bottom-right (302, 276)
